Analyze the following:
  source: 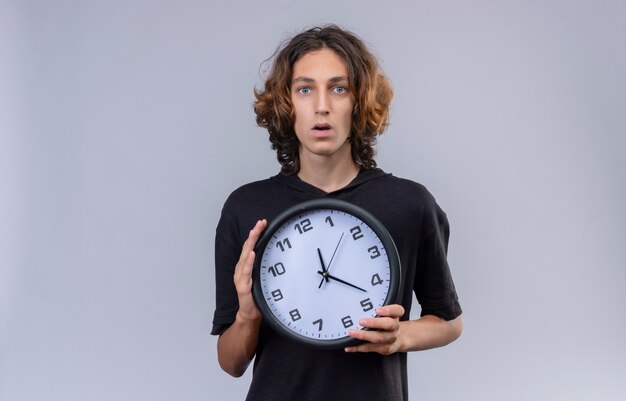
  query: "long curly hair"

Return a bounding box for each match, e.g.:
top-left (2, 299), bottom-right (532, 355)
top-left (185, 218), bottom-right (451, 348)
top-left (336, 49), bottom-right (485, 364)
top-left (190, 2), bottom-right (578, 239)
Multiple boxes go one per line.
top-left (254, 25), bottom-right (393, 175)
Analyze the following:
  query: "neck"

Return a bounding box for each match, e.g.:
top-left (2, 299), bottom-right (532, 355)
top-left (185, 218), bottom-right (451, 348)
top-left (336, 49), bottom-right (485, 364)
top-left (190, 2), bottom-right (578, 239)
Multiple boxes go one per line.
top-left (297, 150), bottom-right (359, 193)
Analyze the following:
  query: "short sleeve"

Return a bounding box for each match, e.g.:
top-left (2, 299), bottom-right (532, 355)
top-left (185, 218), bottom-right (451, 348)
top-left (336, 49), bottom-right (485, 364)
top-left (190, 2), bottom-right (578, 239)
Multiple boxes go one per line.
top-left (211, 202), bottom-right (242, 336)
top-left (414, 203), bottom-right (462, 321)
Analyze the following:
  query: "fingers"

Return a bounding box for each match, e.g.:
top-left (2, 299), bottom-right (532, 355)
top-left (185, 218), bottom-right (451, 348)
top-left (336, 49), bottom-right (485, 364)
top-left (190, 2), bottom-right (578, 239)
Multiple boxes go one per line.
top-left (345, 340), bottom-right (381, 354)
top-left (351, 304), bottom-right (404, 331)
top-left (345, 326), bottom-right (400, 355)
top-left (359, 316), bottom-right (397, 331)
top-left (345, 321), bottom-right (400, 355)
top-left (235, 220), bottom-right (267, 278)
top-left (347, 316), bottom-right (396, 341)
top-left (241, 219), bottom-right (268, 262)
top-left (344, 304), bottom-right (405, 355)
top-left (238, 250), bottom-right (256, 284)
top-left (233, 220), bottom-right (267, 322)
top-left (376, 304), bottom-right (405, 319)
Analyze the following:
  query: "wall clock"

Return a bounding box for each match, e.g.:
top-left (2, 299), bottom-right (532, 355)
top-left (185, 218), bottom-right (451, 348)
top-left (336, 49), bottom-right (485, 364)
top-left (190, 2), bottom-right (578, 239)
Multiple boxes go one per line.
top-left (252, 198), bottom-right (401, 349)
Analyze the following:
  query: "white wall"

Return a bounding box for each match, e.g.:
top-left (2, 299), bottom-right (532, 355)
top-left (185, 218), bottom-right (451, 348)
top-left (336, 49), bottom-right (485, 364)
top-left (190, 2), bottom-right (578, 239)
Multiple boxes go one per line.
top-left (1, 1), bottom-right (624, 400)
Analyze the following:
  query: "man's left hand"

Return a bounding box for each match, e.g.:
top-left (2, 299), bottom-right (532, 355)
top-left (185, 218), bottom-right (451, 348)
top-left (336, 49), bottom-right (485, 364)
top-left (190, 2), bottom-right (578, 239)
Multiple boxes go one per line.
top-left (345, 304), bottom-right (405, 355)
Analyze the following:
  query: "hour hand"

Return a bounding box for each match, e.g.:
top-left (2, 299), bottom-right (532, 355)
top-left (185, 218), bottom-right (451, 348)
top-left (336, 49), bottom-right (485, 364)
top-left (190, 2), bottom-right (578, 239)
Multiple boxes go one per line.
top-left (317, 248), bottom-right (330, 284)
top-left (316, 271), bottom-right (367, 293)
top-left (318, 233), bottom-right (344, 288)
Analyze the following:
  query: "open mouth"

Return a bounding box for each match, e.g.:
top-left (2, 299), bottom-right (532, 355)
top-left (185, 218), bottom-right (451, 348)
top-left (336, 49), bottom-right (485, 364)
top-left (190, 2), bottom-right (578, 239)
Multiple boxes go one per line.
top-left (313, 123), bottom-right (332, 131)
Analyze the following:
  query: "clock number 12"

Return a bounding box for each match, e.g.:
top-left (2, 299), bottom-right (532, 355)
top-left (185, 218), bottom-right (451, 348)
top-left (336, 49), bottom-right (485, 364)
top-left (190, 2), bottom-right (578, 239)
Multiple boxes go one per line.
top-left (294, 218), bottom-right (313, 234)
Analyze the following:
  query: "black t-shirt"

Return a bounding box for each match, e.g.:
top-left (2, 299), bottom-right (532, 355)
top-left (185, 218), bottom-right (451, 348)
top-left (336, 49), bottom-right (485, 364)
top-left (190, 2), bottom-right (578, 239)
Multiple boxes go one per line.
top-left (212, 168), bottom-right (462, 401)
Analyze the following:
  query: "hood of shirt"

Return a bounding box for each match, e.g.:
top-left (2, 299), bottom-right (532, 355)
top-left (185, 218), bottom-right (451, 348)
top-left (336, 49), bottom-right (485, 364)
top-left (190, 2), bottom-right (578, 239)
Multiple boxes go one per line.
top-left (269, 168), bottom-right (391, 201)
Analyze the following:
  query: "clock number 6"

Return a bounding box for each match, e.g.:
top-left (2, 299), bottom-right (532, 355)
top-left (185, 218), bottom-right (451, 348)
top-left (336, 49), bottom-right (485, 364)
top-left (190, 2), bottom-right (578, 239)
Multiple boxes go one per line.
top-left (341, 316), bottom-right (354, 328)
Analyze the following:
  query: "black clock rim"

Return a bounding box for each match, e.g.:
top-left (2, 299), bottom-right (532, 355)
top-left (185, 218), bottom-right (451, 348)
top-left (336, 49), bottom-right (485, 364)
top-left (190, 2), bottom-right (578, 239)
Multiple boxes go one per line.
top-left (252, 198), bottom-right (402, 350)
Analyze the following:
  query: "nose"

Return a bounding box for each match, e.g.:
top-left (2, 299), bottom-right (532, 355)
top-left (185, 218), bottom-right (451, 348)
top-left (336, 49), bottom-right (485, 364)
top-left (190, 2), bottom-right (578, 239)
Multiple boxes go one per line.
top-left (315, 91), bottom-right (330, 115)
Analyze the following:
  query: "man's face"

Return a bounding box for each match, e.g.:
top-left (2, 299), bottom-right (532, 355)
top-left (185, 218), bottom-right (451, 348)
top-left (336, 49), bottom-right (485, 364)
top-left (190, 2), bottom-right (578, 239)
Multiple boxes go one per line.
top-left (290, 48), bottom-right (354, 164)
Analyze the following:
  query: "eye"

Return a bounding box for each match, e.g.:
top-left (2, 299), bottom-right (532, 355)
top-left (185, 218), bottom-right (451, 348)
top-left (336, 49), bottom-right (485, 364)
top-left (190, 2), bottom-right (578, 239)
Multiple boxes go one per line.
top-left (297, 87), bottom-right (311, 95)
top-left (332, 86), bottom-right (348, 94)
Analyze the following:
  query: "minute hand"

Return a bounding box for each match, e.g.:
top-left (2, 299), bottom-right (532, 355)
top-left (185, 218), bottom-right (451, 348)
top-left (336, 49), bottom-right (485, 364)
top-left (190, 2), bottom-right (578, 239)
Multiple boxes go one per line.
top-left (318, 233), bottom-right (344, 288)
top-left (316, 271), bottom-right (367, 293)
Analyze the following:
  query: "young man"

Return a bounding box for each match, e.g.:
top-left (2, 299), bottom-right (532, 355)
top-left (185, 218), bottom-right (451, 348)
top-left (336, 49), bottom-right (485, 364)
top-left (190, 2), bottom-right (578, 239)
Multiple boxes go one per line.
top-left (212, 25), bottom-right (462, 401)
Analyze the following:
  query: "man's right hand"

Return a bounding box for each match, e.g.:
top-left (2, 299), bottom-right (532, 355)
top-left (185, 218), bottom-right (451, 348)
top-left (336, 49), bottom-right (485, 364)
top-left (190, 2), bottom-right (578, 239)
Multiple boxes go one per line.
top-left (233, 219), bottom-right (267, 323)
top-left (218, 219), bottom-right (268, 377)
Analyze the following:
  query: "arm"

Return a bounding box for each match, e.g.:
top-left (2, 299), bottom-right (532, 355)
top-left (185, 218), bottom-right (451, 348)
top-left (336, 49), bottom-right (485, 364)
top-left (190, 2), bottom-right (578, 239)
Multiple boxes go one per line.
top-left (217, 219), bottom-right (267, 377)
top-left (345, 304), bottom-right (463, 355)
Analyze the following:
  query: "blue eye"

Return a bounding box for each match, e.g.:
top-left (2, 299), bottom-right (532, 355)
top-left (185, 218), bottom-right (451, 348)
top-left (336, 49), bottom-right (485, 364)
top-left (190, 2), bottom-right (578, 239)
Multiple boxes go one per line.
top-left (333, 86), bottom-right (347, 94)
top-left (298, 87), bottom-right (311, 94)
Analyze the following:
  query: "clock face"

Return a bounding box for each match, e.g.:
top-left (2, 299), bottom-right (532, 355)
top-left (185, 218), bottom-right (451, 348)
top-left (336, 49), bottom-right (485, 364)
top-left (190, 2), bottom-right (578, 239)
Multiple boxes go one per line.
top-left (253, 199), bottom-right (400, 349)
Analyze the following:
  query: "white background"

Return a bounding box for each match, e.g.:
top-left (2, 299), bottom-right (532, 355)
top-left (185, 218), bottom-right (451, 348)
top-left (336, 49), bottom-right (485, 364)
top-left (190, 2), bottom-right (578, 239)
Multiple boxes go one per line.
top-left (1, 1), bottom-right (625, 400)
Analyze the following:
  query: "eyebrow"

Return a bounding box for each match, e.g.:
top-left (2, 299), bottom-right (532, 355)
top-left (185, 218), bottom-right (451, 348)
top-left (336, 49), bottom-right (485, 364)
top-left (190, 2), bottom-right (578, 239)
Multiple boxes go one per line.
top-left (291, 76), bottom-right (349, 86)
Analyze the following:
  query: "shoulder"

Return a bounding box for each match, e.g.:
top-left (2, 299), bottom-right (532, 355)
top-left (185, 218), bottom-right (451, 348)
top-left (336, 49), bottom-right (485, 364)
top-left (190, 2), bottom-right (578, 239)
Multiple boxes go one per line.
top-left (226, 176), bottom-right (277, 198)
top-left (386, 175), bottom-right (449, 237)
top-left (381, 174), bottom-right (436, 203)
top-left (387, 175), bottom-right (448, 229)
top-left (217, 174), bottom-right (298, 243)
top-left (221, 176), bottom-right (282, 211)
top-left (360, 169), bottom-right (439, 212)
top-left (217, 177), bottom-right (277, 236)
top-left (354, 170), bottom-right (448, 238)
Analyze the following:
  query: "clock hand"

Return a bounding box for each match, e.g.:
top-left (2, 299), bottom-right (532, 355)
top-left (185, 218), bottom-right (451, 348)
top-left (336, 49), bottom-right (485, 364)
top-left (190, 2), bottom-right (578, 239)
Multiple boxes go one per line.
top-left (317, 233), bottom-right (344, 288)
top-left (317, 271), bottom-right (367, 293)
top-left (327, 233), bottom-right (344, 270)
top-left (317, 248), bottom-right (330, 286)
